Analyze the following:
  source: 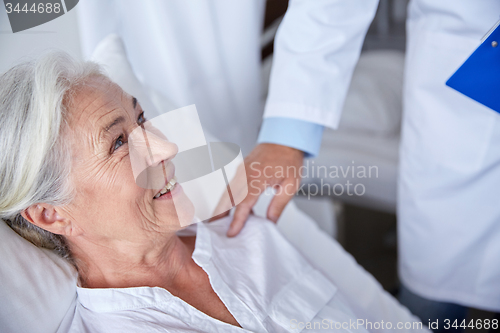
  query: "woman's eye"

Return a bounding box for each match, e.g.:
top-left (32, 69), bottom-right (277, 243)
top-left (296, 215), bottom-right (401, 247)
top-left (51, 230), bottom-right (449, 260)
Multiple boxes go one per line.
top-left (138, 112), bottom-right (146, 125)
top-left (110, 112), bottom-right (145, 154)
top-left (113, 135), bottom-right (125, 152)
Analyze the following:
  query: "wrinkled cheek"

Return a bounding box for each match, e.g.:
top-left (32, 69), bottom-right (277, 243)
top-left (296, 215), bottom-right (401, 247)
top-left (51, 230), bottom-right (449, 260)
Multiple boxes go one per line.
top-left (144, 199), bottom-right (188, 232)
top-left (132, 198), bottom-right (164, 231)
top-left (171, 191), bottom-right (196, 227)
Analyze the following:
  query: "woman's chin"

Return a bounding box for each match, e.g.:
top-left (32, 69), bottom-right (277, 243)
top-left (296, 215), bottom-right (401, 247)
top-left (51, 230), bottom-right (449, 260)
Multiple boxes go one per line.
top-left (154, 183), bottom-right (196, 227)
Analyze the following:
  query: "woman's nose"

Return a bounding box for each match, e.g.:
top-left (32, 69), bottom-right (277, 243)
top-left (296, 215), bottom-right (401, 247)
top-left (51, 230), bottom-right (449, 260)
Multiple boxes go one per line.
top-left (144, 127), bottom-right (178, 167)
top-left (129, 125), bottom-right (179, 178)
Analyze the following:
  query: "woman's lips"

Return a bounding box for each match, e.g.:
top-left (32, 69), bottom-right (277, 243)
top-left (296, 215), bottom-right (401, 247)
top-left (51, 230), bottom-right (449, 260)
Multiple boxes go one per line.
top-left (153, 181), bottom-right (182, 200)
top-left (150, 160), bottom-right (176, 198)
top-left (153, 176), bottom-right (177, 199)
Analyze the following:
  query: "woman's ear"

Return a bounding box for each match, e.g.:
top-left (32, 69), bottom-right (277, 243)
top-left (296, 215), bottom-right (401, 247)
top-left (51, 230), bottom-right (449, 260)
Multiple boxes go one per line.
top-left (21, 204), bottom-right (78, 236)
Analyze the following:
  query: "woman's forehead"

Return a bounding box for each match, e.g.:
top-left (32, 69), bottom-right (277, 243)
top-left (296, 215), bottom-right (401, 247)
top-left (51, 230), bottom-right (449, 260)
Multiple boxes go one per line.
top-left (69, 77), bottom-right (131, 126)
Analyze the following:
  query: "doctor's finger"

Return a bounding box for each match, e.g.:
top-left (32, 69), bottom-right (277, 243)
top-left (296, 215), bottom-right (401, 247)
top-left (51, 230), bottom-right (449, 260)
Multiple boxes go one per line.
top-left (227, 190), bottom-right (261, 237)
top-left (267, 178), bottom-right (299, 223)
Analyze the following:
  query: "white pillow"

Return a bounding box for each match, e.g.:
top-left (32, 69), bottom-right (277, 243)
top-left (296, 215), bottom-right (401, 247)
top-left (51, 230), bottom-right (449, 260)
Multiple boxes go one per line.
top-left (0, 220), bottom-right (76, 333)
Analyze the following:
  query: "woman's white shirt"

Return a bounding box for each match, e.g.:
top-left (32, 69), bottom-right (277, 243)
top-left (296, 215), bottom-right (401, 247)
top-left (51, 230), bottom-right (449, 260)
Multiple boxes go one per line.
top-left (59, 217), bottom-right (368, 333)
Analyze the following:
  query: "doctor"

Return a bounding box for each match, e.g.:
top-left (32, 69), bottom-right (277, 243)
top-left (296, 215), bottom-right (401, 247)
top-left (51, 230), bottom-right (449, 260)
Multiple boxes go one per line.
top-left (230, 0), bottom-right (500, 330)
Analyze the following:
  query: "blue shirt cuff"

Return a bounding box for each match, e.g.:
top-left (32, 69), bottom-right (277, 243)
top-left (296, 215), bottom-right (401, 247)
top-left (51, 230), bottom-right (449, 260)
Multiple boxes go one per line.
top-left (257, 117), bottom-right (324, 158)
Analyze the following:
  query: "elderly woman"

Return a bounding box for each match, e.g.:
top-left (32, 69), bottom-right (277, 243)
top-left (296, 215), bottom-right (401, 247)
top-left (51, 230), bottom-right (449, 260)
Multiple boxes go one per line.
top-left (0, 53), bottom-right (419, 333)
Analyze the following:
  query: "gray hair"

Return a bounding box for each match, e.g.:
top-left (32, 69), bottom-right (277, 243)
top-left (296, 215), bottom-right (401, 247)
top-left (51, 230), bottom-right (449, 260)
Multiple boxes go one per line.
top-left (0, 52), bottom-right (102, 260)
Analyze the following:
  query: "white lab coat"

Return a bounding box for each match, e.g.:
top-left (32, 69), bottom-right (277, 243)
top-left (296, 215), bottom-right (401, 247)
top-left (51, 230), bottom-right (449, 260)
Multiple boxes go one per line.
top-left (77, 0), bottom-right (266, 156)
top-left (266, 0), bottom-right (500, 311)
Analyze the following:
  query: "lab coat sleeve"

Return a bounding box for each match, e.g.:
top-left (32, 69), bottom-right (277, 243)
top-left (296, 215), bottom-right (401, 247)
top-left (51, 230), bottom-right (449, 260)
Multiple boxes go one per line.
top-left (264, 0), bottom-right (380, 129)
top-left (257, 117), bottom-right (324, 157)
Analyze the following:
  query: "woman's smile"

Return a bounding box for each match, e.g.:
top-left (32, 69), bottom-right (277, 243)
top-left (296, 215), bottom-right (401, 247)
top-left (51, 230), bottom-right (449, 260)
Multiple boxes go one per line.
top-left (153, 178), bottom-right (183, 200)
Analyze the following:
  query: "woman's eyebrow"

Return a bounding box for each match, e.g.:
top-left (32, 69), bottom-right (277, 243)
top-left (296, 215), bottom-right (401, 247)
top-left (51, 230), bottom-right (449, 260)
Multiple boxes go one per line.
top-left (100, 97), bottom-right (138, 136)
top-left (104, 116), bottom-right (126, 132)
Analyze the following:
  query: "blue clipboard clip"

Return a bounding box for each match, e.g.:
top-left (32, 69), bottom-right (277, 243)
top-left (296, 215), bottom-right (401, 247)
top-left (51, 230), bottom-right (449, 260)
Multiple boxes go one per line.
top-left (446, 18), bottom-right (500, 113)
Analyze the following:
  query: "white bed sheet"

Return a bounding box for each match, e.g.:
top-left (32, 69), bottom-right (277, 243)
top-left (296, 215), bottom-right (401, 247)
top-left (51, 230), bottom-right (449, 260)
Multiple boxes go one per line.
top-left (254, 190), bottom-right (428, 333)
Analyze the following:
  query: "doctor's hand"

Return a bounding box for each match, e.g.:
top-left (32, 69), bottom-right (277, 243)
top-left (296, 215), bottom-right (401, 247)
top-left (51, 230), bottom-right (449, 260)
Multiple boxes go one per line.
top-left (227, 143), bottom-right (304, 237)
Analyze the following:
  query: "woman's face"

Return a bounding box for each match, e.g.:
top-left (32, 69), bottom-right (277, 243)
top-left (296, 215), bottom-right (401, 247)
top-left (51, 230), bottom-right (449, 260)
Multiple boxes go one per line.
top-left (61, 76), bottom-right (194, 246)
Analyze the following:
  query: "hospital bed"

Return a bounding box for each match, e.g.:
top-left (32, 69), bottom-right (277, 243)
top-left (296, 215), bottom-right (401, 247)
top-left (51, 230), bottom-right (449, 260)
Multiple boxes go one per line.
top-left (0, 34), bottom-right (426, 333)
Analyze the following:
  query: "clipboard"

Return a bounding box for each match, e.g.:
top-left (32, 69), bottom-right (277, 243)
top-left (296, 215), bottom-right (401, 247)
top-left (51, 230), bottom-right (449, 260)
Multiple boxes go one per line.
top-left (446, 19), bottom-right (500, 113)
